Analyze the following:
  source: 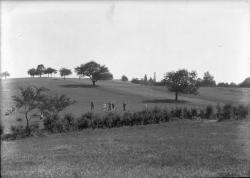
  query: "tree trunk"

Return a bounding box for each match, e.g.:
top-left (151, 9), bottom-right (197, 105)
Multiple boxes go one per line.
top-left (175, 91), bottom-right (178, 101)
top-left (25, 112), bottom-right (30, 135)
top-left (92, 81), bottom-right (96, 86)
top-left (64, 76), bottom-right (65, 80)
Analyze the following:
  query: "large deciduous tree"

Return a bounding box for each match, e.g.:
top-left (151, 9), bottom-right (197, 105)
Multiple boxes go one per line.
top-left (75, 61), bottom-right (113, 86)
top-left (164, 69), bottom-right (199, 101)
top-left (59, 68), bottom-right (72, 80)
top-left (12, 86), bottom-right (48, 134)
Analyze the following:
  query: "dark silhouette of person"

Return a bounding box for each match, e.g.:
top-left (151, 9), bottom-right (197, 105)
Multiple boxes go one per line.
top-left (108, 101), bottom-right (111, 111)
top-left (112, 103), bottom-right (115, 110)
top-left (123, 102), bottom-right (126, 111)
top-left (91, 101), bottom-right (94, 111)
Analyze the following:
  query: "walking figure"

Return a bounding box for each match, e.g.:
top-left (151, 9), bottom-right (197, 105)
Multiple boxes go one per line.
top-left (108, 101), bottom-right (112, 111)
top-left (123, 102), bottom-right (126, 111)
top-left (91, 101), bottom-right (94, 111)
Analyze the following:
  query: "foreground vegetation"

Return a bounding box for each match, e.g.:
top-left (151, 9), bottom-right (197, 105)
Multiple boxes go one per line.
top-left (2, 119), bottom-right (250, 177)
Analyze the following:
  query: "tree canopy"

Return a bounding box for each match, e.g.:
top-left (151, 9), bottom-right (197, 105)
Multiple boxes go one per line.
top-left (200, 71), bottom-right (216, 87)
top-left (45, 67), bottom-right (57, 77)
top-left (36, 64), bottom-right (45, 77)
top-left (12, 86), bottom-right (48, 133)
top-left (75, 61), bottom-right (113, 86)
top-left (121, 75), bottom-right (128, 82)
top-left (27, 68), bottom-right (37, 77)
top-left (164, 69), bottom-right (199, 101)
top-left (59, 68), bottom-right (72, 80)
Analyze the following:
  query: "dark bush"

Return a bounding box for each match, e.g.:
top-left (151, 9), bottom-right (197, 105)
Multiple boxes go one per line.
top-left (220, 103), bottom-right (233, 121)
top-left (216, 104), bottom-right (222, 119)
top-left (62, 113), bottom-right (77, 131)
top-left (205, 105), bottom-right (214, 119)
top-left (170, 108), bottom-right (182, 118)
top-left (16, 118), bottom-right (22, 122)
top-left (237, 105), bottom-right (248, 119)
top-left (1, 133), bottom-right (17, 140)
top-left (122, 112), bottom-right (134, 126)
top-left (0, 124), bottom-right (3, 135)
top-left (199, 109), bottom-right (205, 119)
top-left (183, 107), bottom-right (192, 119)
top-left (102, 112), bottom-right (121, 128)
top-left (10, 125), bottom-right (30, 138)
top-left (43, 115), bottom-right (62, 133)
top-left (77, 112), bottom-right (93, 130)
top-left (161, 109), bottom-right (170, 122)
top-left (191, 108), bottom-right (198, 118)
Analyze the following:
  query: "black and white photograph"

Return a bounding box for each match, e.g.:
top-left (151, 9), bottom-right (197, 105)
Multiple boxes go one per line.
top-left (1, 0), bottom-right (250, 177)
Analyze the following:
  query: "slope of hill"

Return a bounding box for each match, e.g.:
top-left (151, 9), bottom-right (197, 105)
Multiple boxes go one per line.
top-left (239, 77), bottom-right (250, 87)
top-left (1, 78), bottom-right (250, 131)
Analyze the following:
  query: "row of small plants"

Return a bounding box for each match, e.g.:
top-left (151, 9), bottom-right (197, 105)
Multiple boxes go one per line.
top-left (2, 103), bottom-right (248, 140)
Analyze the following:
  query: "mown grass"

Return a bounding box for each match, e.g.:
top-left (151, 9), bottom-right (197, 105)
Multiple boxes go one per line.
top-left (2, 119), bottom-right (250, 178)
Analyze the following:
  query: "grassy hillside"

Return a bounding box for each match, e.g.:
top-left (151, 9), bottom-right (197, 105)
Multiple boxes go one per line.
top-left (1, 78), bottom-right (250, 177)
top-left (1, 78), bottom-right (250, 131)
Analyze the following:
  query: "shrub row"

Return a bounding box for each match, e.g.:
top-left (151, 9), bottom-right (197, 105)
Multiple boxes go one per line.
top-left (43, 104), bottom-right (248, 133)
top-left (2, 104), bottom-right (248, 139)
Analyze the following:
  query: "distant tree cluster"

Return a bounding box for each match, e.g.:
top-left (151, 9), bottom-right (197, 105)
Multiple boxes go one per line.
top-left (27, 64), bottom-right (57, 78)
top-left (131, 74), bottom-right (155, 85)
top-left (26, 61), bottom-right (114, 85)
top-left (217, 82), bottom-right (237, 87)
top-left (1, 71), bottom-right (10, 79)
top-left (197, 72), bottom-right (216, 87)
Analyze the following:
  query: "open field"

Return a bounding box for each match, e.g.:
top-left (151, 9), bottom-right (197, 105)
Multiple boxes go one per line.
top-left (1, 78), bottom-right (250, 132)
top-left (2, 119), bottom-right (250, 177)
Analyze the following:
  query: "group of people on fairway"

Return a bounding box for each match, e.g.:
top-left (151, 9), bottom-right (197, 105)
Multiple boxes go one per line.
top-left (90, 101), bottom-right (126, 112)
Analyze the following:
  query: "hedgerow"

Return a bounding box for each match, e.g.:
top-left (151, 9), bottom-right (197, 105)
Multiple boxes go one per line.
top-left (2, 103), bottom-right (249, 140)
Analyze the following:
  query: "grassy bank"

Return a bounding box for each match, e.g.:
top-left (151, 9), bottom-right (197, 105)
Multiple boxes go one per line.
top-left (2, 119), bottom-right (250, 177)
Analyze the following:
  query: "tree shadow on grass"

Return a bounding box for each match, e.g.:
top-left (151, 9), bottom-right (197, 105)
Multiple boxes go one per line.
top-left (60, 84), bottom-right (98, 88)
top-left (142, 99), bottom-right (188, 104)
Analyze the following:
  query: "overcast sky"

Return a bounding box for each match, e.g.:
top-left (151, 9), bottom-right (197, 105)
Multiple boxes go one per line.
top-left (1, 0), bottom-right (250, 83)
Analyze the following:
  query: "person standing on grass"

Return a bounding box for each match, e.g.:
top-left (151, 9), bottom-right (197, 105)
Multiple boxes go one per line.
top-left (123, 102), bottom-right (126, 111)
top-left (112, 103), bottom-right (115, 111)
top-left (108, 101), bottom-right (112, 111)
top-left (91, 101), bottom-right (94, 111)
